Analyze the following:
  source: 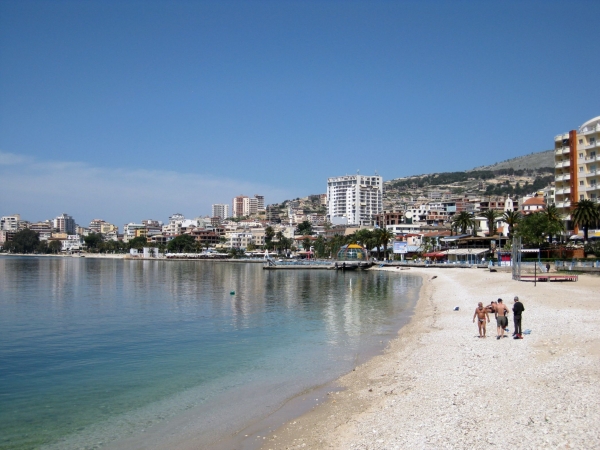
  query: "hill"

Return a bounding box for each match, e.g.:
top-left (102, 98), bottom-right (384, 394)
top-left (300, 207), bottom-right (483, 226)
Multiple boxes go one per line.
top-left (383, 149), bottom-right (555, 210)
top-left (470, 149), bottom-right (554, 172)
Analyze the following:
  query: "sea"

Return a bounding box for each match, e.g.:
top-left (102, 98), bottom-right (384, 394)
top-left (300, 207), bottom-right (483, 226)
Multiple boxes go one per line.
top-left (0, 256), bottom-right (421, 450)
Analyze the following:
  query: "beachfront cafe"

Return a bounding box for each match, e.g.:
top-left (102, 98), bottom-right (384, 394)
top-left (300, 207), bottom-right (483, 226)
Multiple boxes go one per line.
top-left (437, 235), bottom-right (496, 264)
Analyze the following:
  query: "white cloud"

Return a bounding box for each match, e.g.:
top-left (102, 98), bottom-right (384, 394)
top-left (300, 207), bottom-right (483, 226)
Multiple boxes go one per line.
top-left (0, 151), bottom-right (291, 226)
top-left (0, 151), bottom-right (33, 165)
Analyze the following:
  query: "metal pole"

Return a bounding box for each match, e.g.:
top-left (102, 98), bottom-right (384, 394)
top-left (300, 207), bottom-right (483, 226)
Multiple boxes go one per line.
top-left (534, 257), bottom-right (537, 287)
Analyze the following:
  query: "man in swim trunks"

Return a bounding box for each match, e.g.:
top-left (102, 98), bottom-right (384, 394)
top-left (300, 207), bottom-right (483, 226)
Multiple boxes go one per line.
top-left (472, 302), bottom-right (490, 338)
top-left (495, 298), bottom-right (509, 340)
top-left (484, 301), bottom-right (497, 314)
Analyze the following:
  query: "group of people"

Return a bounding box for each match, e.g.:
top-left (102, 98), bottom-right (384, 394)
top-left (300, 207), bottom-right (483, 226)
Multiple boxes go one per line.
top-left (472, 296), bottom-right (525, 340)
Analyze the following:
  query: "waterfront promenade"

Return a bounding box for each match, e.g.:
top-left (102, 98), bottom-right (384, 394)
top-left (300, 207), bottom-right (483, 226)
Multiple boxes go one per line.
top-left (258, 267), bottom-right (600, 450)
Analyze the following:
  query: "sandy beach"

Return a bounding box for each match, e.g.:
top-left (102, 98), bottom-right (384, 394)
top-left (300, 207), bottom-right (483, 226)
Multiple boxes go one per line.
top-left (259, 267), bottom-right (600, 449)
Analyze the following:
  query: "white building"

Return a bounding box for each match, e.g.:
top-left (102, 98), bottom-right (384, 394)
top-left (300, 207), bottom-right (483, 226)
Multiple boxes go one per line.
top-left (1, 214), bottom-right (20, 231)
top-left (62, 235), bottom-right (84, 252)
top-left (254, 195), bottom-right (265, 211)
top-left (243, 197), bottom-right (258, 216)
top-left (327, 174), bottom-right (383, 226)
top-left (212, 204), bottom-right (230, 220)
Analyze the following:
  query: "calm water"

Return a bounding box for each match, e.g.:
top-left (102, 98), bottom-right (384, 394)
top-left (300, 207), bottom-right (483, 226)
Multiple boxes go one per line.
top-left (0, 257), bottom-right (421, 450)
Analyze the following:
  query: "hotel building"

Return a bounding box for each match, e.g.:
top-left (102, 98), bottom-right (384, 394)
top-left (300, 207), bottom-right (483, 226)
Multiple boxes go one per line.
top-left (327, 174), bottom-right (383, 226)
top-left (212, 204), bottom-right (230, 220)
top-left (554, 116), bottom-right (600, 221)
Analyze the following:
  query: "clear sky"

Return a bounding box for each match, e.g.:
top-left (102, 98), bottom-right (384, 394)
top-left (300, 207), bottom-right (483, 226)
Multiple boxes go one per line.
top-left (1, 0), bottom-right (599, 227)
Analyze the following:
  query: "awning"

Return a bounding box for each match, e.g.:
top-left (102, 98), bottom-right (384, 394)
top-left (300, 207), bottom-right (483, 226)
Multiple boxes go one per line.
top-left (423, 251), bottom-right (447, 258)
top-left (446, 248), bottom-right (489, 256)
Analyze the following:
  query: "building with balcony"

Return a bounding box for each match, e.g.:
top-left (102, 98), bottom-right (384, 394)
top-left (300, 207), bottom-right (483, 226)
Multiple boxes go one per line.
top-left (212, 204), bottom-right (230, 220)
top-left (54, 213), bottom-right (76, 235)
top-left (327, 174), bottom-right (383, 226)
top-left (554, 116), bottom-right (600, 221)
top-left (1, 214), bottom-right (21, 231)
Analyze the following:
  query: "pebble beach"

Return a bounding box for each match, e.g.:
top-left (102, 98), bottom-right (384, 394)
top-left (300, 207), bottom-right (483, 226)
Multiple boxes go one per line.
top-left (260, 267), bottom-right (600, 450)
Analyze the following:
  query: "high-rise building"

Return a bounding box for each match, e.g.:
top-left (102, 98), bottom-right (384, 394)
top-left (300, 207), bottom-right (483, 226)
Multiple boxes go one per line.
top-left (554, 116), bottom-right (600, 223)
top-left (243, 197), bottom-right (258, 216)
top-left (254, 195), bottom-right (265, 211)
top-left (54, 213), bottom-right (76, 235)
top-left (232, 195), bottom-right (247, 218)
top-left (1, 214), bottom-right (20, 231)
top-left (327, 174), bottom-right (383, 226)
top-left (212, 204), bottom-right (230, 220)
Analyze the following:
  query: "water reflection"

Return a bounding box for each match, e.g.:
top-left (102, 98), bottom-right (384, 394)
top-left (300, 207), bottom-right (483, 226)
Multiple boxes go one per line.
top-left (0, 257), bottom-right (421, 450)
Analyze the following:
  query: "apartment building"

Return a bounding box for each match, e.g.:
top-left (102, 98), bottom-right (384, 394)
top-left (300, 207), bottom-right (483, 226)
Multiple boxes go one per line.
top-left (1, 214), bottom-right (20, 231)
top-left (327, 174), bottom-right (383, 226)
top-left (89, 219), bottom-right (118, 234)
top-left (554, 116), bottom-right (600, 221)
top-left (54, 213), bottom-right (76, 235)
top-left (212, 204), bottom-right (230, 220)
top-left (254, 195), bottom-right (265, 211)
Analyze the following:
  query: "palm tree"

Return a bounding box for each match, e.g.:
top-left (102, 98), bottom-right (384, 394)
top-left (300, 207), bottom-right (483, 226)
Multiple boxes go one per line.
top-left (452, 211), bottom-right (474, 235)
top-left (541, 204), bottom-right (564, 243)
top-left (482, 209), bottom-right (499, 236)
top-left (502, 210), bottom-right (521, 238)
top-left (572, 199), bottom-right (600, 243)
top-left (378, 228), bottom-right (395, 261)
top-left (264, 226), bottom-right (275, 245)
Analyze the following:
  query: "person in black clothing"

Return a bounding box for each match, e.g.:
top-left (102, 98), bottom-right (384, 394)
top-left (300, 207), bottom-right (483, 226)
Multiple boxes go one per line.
top-left (513, 296), bottom-right (525, 338)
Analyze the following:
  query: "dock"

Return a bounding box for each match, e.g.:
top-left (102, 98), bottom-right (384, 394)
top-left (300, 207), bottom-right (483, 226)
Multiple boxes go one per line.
top-left (519, 274), bottom-right (578, 282)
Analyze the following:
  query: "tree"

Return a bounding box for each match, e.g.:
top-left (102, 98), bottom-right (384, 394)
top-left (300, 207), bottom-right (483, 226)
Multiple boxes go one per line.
top-left (264, 226), bottom-right (275, 245)
top-left (452, 211), bottom-right (474, 235)
top-left (482, 210), bottom-right (499, 236)
top-left (502, 210), bottom-right (521, 238)
top-left (295, 220), bottom-right (314, 236)
top-left (313, 235), bottom-right (327, 258)
top-left (48, 240), bottom-right (63, 254)
top-left (541, 204), bottom-right (564, 243)
top-left (517, 212), bottom-right (549, 247)
top-left (572, 199), bottom-right (600, 243)
top-left (377, 228), bottom-right (395, 261)
top-left (167, 234), bottom-right (196, 253)
top-left (302, 238), bottom-right (311, 251)
top-left (128, 236), bottom-right (147, 250)
top-left (4, 229), bottom-right (40, 253)
top-left (84, 232), bottom-right (104, 250)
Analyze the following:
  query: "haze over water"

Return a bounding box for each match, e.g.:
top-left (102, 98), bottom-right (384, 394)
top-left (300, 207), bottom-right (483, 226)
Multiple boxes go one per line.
top-left (0, 257), bottom-right (420, 449)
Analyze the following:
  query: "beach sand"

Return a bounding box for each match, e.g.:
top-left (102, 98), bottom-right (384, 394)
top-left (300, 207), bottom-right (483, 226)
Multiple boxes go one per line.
top-left (259, 267), bottom-right (600, 449)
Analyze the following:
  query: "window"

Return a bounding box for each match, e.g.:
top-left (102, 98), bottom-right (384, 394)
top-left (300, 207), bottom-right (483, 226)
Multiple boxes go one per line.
top-left (579, 153), bottom-right (584, 158)
top-left (591, 137), bottom-right (596, 144)
top-left (580, 180), bottom-right (584, 186)
top-left (579, 167), bottom-right (584, 172)
top-left (579, 139), bottom-right (583, 144)
top-left (580, 195), bottom-right (585, 200)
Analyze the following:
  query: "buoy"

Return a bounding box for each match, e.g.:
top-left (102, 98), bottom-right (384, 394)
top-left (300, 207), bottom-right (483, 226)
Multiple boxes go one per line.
top-left (230, 291), bottom-right (235, 295)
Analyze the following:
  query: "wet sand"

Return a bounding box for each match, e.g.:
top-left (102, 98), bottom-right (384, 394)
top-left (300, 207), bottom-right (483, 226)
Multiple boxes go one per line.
top-left (259, 267), bottom-right (600, 449)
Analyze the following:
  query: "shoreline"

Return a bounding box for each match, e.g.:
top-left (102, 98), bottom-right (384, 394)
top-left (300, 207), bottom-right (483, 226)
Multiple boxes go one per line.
top-left (258, 267), bottom-right (600, 449)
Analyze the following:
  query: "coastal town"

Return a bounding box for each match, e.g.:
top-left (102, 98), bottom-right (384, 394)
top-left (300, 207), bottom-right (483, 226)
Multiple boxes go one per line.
top-left (2, 116), bottom-right (600, 263)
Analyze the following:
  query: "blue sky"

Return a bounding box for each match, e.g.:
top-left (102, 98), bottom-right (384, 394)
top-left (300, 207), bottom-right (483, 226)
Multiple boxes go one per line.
top-left (1, 0), bottom-right (599, 227)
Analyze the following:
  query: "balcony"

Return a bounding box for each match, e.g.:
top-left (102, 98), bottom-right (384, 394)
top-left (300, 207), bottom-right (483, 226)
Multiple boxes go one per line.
top-left (556, 201), bottom-right (571, 209)
top-left (555, 160), bottom-right (571, 168)
top-left (580, 124), bottom-right (600, 135)
top-left (555, 188), bottom-right (571, 195)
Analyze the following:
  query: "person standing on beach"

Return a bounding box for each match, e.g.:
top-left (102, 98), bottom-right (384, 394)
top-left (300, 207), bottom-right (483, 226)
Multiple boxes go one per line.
top-left (495, 299), bottom-right (509, 340)
top-left (473, 302), bottom-right (490, 338)
top-left (513, 296), bottom-right (525, 338)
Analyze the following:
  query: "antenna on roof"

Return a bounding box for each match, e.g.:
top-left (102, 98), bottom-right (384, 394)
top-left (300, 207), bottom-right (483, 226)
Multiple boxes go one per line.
top-left (357, 169), bottom-right (360, 174)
